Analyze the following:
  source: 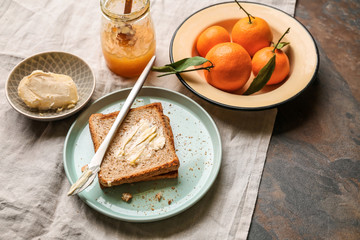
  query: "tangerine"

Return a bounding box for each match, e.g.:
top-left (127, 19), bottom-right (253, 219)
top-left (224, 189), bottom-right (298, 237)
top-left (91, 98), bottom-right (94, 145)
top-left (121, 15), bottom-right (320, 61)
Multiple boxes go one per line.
top-left (203, 42), bottom-right (252, 92)
top-left (252, 46), bottom-right (290, 85)
top-left (231, 16), bottom-right (273, 57)
top-left (196, 25), bottom-right (231, 57)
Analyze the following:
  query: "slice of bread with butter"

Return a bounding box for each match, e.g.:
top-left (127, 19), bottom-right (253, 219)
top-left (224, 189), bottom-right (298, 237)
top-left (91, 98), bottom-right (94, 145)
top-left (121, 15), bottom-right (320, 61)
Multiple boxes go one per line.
top-left (88, 102), bottom-right (180, 187)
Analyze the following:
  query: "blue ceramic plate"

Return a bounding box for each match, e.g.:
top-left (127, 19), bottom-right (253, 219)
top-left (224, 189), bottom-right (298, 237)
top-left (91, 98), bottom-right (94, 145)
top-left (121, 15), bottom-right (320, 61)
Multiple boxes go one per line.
top-left (63, 86), bottom-right (222, 222)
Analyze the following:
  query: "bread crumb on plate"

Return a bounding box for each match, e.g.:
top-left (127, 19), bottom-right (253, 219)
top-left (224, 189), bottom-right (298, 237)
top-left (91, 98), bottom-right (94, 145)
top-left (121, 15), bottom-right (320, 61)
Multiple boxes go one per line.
top-left (155, 192), bottom-right (162, 201)
top-left (81, 164), bottom-right (88, 172)
top-left (121, 193), bottom-right (133, 202)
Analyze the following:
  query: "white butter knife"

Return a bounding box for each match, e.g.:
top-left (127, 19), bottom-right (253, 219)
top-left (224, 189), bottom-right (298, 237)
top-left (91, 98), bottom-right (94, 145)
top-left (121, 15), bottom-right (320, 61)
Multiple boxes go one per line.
top-left (67, 55), bottom-right (156, 196)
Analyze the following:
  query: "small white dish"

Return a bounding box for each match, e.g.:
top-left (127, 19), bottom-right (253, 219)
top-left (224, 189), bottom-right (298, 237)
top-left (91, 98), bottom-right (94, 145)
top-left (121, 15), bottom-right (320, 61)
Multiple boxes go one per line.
top-left (6, 51), bottom-right (96, 121)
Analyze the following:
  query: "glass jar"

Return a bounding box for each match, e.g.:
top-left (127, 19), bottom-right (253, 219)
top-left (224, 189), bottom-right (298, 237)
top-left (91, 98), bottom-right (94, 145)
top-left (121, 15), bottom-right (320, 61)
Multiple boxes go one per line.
top-left (100, 0), bottom-right (156, 78)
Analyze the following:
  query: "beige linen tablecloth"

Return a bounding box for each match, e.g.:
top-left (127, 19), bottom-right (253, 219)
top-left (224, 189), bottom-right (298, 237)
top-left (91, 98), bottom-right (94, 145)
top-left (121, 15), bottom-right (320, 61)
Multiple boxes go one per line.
top-left (0, 0), bottom-right (295, 239)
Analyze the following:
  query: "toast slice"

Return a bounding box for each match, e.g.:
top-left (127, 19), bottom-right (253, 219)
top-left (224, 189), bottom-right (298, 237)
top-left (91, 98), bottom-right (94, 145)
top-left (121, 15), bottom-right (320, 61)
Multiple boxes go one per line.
top-left (89, 102), bottom-right (180, 187)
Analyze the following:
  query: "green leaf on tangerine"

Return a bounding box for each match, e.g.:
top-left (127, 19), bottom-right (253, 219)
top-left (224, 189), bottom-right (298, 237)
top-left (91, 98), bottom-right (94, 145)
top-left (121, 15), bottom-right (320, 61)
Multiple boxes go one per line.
top-left (151, 65), bottom-right (176, 73)
top-left (169, 56), bottom-right (209, 71)
top-left (276, 42), bottom-right (290, 50)
top-left (243, 54), bottom-right (276, 95)
top-left (151, 56), bottom-right (212, 77)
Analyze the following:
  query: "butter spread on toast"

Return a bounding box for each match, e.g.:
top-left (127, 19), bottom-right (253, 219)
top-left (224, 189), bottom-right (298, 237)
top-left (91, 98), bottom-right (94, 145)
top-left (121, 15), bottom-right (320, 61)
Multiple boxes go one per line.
top-left (116, 119), bottom-right (165, 165)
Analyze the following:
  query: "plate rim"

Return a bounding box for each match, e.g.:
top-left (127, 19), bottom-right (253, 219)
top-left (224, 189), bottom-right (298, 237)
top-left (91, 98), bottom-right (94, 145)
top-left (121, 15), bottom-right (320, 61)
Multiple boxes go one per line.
top-left (169, 1), bottom-right (320, 111)
top-left (5, 51), bottom-right (96, 121)
top-left (63, 86), bottom-right (222, 222)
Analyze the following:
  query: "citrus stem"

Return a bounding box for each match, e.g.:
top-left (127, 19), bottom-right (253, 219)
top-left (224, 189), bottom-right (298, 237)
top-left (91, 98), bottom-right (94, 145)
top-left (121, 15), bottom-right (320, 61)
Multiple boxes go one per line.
top-left (272, 27), bottom-right (290, 53)
top-left (234, 0), bottom-right (255, 24)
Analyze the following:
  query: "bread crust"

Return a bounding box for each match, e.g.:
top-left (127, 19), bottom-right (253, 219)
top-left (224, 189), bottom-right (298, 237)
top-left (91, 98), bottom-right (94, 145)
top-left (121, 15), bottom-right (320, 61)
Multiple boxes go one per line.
top-left (88, 102), bottom-right (180, 187)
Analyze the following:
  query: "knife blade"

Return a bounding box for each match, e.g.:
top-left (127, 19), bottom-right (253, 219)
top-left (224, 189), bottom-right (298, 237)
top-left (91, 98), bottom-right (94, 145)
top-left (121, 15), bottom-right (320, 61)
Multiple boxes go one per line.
top-left (67, 55), bottom-right (156, 196)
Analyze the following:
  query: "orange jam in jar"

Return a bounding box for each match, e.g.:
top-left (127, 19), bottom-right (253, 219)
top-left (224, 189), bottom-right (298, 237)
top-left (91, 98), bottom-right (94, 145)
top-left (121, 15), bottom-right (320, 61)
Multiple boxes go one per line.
top-left (100, 0), bottom-right (155, 78)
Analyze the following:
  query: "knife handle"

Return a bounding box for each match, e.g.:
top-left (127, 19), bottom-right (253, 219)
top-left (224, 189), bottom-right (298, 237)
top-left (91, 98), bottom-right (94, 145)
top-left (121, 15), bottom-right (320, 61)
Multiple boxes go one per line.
top-left (67, 55), bottom-right (156, 196)
top-left (88, 55), bottom-right (156, 169)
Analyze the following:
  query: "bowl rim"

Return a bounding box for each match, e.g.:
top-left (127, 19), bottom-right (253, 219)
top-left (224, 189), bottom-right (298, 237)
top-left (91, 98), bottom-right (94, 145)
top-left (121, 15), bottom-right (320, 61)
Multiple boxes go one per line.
top-left (169, 1), bottom-right (320, 111)
top-left (5, 51), bottom-right (96, 121)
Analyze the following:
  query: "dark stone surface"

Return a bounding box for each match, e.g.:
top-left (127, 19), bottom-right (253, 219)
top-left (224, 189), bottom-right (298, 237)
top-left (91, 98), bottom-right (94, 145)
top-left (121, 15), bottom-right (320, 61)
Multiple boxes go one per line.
top-left (248, 0), bottom-right (360, 239)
